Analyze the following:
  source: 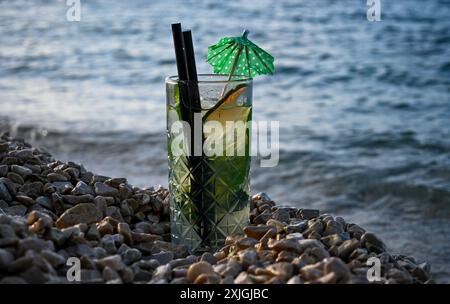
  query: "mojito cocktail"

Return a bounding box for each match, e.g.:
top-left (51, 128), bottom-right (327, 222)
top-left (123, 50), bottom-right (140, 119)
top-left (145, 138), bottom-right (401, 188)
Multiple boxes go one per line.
top-left (166, 74), bottom-right (252, 253)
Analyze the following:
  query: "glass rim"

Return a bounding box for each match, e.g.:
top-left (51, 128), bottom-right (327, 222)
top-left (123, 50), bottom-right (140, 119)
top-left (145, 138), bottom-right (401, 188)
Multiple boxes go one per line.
top-left (166, 74), bottom-right (252, 84)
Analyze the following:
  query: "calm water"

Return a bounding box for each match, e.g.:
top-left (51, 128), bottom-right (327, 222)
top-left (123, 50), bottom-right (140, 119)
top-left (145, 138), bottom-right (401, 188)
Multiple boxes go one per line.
top-left (1, 0), bottom-right (449, 282)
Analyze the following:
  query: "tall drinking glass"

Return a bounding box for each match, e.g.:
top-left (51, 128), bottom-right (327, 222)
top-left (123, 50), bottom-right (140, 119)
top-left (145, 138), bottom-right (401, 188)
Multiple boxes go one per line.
top-left (166, 74), bottom-right (253, 253)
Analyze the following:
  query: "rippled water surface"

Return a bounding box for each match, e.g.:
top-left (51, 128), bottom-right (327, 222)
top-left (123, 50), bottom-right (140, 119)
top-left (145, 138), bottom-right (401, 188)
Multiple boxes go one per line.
top-left (1, 0), bottom-right (450, 282)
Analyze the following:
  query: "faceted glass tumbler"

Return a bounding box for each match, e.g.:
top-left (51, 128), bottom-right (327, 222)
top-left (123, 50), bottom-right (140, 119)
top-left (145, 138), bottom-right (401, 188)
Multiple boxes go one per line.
top-left (166, 74), bottom-right (253, 253)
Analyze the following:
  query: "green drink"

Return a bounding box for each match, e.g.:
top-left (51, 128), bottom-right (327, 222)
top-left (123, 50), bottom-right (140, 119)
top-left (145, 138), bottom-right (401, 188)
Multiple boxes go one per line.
top-left (166, 74), bottom-right (253, 253)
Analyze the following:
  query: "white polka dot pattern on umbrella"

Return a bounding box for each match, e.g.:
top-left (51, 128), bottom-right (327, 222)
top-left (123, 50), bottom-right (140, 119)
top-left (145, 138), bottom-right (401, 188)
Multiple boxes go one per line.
top-left (207, 31), bottom-right (275, 78)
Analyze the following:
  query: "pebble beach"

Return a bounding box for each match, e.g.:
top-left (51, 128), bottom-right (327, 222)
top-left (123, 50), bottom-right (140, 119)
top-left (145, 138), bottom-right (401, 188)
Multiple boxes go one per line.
top-left (0, 133), bottom-right (433, 284)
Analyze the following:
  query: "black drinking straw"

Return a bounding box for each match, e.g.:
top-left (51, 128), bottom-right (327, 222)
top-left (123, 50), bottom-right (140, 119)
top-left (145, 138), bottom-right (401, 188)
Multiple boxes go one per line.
top-left (182, 30), bottom-right (202, 153)
top-left (183, 30), bottom-right (211, 247)
top-left (171, 23), bottom-right (190, 129)
top-left (171, 23), bottom-right (208, 250)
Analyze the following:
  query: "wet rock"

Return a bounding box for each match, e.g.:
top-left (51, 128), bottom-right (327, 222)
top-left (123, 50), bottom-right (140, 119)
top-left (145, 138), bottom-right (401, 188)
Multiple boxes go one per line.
top-left (0, 224), bottom-right (16, 239)
top-left (238, 249), bottom-right (258, 268)
top-left (286, 232), bottom-right (304, 240)
top-left (298, 239), bottom-right (324, 252)
top-left (149, 196), bottom-right (163, 213)
top-left (11, 165), bottom-right (32, 177)
top-left (52, 181), bottom-right (73, 193)
top-left (194, 273), bottom-right (221, 284)
top-left (17, 237), bottom-right (54, 256)
top-left (169, 255), bottom-right (197, 268)
top-left (297, 209), bottom-right (319, 220)
top-left (412, 264), bottom-right (430, 282)
top-left (20, 181), bottom-right (43, 198)
top-left (47, 172), bottom-right (69, 182)
top-left (287, 276), bottom-right (302, 284)
top-left (321, 234), bottom-right (344, 247)
top-left (44, 227), bottom-right (67, 247)
top-left (122, 248), bottom-right (142, 265)
top-left (0, 142), bottom-right (8, 153)
top-left (131, 231), bottom-right (162, 243)
top-left (276, 250), bottom-right (298, 263)
top-left (234, 271), bottom-right (254, 284)
top-left (236, 237), bottom-right (258, 249)
top-left (3, 205), bottom-right (27, 216)
top-left (310, 246), bottom-right (331, 261)
top-left (106, 206), bottom-right (124, 222)
top-left (323, 220), bottom-right (344, 236)
top-left (93, 196), bottom-right (107, 217)
top-left (347, 224), bottom-right (366, 240)
top-left (15, 195), bottom-right (34, 206)
top-left (19, 265), bottom-right (48, 283)
top-left (117, 222), bottom-right (132, 245)
top-left (304, 218), bottom-right (324, 236)
top-left (11, 149), bottom-right (34, 159)
top-left (243, 225), bottom-right (272, 240)
top-left (62, 194), bottom-right (94, 205)
top-left (119, 267), bottom-right (134, 283)
top-left (271, 208), bottom-right (290, 223)
top-left (266, 262), bottom-right (294, 281)
top-left (337, 239), bottom-right (360, 260)
top-left (387, 268), bottom-right (413, 284)
top-left (40, 249), bottom-right (65, 268)
top-left (252, 192), bottom-right (272, 202)
top-left (118, 183), bottom-right (133, 200)
top-left (97, 222), bottom-right (114, 237)
top-left (6, 172), bottom-right (25, 185)
top-left (148, 240), bottom-right (188, 259)
top-left (151, 251), bottom-right (174, 265)
top-left (102, 266), bottom-right (120, 281)
top-left (0, 165), bottom-right (8, 177)
top-left (300, 263), bottom-right (324, 281)
top-left (119, 201), bottom-right (133, 217)
top-left (200, 252), bottom-right (217, 265)
top-left (323, 257), bottom-right (350, 282)
top-left (0, 248), bottom-right (15, 270)
top-left (35, 196), bottom-right (53, 210)
top-left (253, 210), bottom-right (271, 225)
top-left (94, 182), bottom-right (118, 197)
top-left (218, 260), bottom-right (242, 278)
top-left (55, 203), bottom-right (102, 229)
top-left (86, 223), bottom-right (100, 240)
top-left (7, 255), bottom-right (33, 273)
top-left (286, 221), bottom-right (308, 233)
top-left (266, 219), bottom-right (287, 233)
top-left (152, 264), bottom-right (172, 281)
top-left (27, 211), bottom-right (53, 233)
top-left (97, 255), bottom-right (126, 271)
top-left (105, 178), bottom-right (127, 188)
top-left (0, 276), bottom-right (28, 284)
top-left (268, 238), bottom-right (300, 253)
top-left (0, 181), bottom-right (12, 202)
top-left (361, 232), bottom-right (386, 253)
top-left (71, 180), bottom-right (93, 196)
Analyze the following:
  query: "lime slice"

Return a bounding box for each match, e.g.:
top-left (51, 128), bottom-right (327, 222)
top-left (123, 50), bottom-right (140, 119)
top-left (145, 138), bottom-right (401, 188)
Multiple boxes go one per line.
top-left (204, 86), bottom-right (250, 156)
top-left (204, 86), bottom-right (250, 126)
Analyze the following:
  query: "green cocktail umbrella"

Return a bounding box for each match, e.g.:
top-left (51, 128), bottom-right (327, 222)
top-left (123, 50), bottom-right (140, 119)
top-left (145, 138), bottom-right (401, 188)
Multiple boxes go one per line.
top-left (207, 30), bottom-right (275, 80)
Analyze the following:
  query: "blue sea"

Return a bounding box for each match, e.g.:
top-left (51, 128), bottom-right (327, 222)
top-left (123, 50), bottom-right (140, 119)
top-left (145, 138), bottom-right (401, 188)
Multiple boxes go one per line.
top-left (0, 0), bottom-right (449, 282)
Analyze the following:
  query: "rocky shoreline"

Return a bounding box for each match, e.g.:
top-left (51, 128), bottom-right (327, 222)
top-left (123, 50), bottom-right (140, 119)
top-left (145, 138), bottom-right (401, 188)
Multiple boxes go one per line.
top-left (0, 133), bottom-right (432, 284)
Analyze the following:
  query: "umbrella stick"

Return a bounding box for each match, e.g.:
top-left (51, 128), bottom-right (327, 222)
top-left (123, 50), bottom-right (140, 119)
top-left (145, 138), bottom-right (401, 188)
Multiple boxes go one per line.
top-left (218, 30), bottom-right (249, 99)
top-left (219, 47), bottom-right (242, 99)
